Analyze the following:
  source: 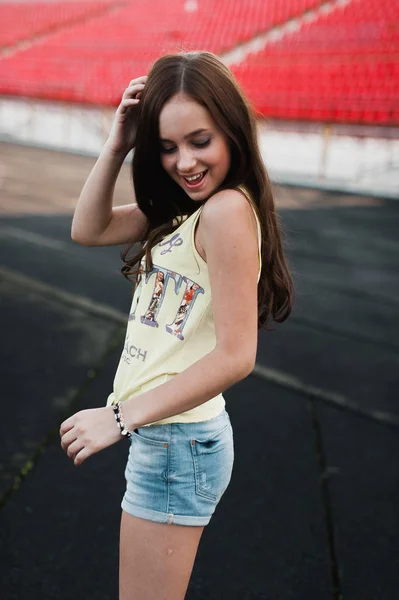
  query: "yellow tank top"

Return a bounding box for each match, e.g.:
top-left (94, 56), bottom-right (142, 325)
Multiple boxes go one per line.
top-left (106, 185), bottom-right (262, 425)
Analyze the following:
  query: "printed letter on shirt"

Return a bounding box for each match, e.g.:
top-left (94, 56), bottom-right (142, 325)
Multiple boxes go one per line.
top-left (166, 277), bottom-right (204, 340)
top-left (141, 266), bottom-right (183, 327)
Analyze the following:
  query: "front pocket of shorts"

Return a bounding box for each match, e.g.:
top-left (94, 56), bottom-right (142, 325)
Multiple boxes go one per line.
top-left (190, 422), bottom-right (234, 502)
top-left (131, 428), bottom-right (169, 447)
top-left (125, 428), bottom-right (169, 477)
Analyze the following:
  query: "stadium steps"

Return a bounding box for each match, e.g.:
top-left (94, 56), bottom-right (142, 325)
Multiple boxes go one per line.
top-left (229, 0), bottom-right (399, 124)
top-left (222, 0), bottom-right (352, 65)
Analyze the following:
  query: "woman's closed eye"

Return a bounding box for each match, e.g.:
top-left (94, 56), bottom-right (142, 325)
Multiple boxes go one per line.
top-left (160, 145), bottom-right (177, 154)
top-left (193, 138), bottom-right (211, 148)
top-left (160, 138), bottom-right (211, 154)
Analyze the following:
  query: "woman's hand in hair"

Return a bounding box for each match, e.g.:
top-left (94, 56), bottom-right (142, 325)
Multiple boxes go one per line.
top-left (105, 75), bottom-right (147, 157)
top-left (59, 406), bottom-right (122, 466)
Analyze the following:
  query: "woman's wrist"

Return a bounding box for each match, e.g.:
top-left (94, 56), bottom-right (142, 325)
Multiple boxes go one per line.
top-left (117, 396), bottom-right (142, 431)
top-left (103, 141), bottom-right (132, 161)
top-left (112, 402), bottom-right (135, 438)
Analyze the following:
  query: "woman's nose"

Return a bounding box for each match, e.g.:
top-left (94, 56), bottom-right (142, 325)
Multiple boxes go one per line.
top-left (177, 149), bottom-right (196, 172)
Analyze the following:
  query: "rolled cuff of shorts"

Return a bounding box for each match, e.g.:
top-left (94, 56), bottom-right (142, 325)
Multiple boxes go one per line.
top-left (121, 496), bottom-right (212, 526)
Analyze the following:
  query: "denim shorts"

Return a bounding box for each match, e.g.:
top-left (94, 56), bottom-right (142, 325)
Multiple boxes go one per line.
top-left (121, 409), bottom-right (234, 526)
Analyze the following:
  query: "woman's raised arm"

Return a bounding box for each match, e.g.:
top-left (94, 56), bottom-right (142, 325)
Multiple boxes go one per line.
top-left (71, 146), bottom-right (148, 247)
top-left (71, 76), bottom-right (149, 247)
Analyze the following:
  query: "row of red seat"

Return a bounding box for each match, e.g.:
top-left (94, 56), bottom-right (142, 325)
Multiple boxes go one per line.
top-left (0, 0), bottom-right (326, 93)
top-left (0, 0), bottom-right (398, 125)
top-left (230, 0), bottom-right (398, 124)
top-left (0, 1), bottom-right (115, 48)
top-left (1, 0), bottom-right (321, 49)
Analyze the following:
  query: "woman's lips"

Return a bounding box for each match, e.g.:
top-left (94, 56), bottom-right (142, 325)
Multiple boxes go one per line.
top-left (181, 170), bottom-right (208, 190)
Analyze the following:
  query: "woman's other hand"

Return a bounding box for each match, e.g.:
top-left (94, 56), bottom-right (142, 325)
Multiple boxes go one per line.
top-left (105, 75), bottom-right (147, 156)
top-left (60, 406), bottom-right (122, 466)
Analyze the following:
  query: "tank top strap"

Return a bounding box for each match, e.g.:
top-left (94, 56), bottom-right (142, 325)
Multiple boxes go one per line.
top-left (191, 203), bottom-right (205, 226)
top-left (172, 205), bottom-right (204, 229)
top-left (235, 185), bottom-right (262, 281)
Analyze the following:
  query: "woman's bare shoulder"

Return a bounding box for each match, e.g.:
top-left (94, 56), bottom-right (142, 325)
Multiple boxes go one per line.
top-left (201, 188), bottom-right (257, 232)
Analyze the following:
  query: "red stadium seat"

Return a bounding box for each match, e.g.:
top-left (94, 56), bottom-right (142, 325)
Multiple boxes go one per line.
top-left (0, 0), bottom-right (397, 125)
top-left (231, 0), bottom-right (398, 124)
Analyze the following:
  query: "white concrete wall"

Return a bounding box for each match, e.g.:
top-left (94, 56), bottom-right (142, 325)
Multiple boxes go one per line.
top-left (1, 96), bottom-right (398, 198)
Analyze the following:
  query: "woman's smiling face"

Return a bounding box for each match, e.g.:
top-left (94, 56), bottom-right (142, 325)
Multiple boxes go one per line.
top-left (159, 92), bottom-right (231, 201)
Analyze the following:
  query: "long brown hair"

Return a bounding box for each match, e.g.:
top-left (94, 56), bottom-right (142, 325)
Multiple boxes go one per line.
top-left (121, 51), bottom-right (293, 329)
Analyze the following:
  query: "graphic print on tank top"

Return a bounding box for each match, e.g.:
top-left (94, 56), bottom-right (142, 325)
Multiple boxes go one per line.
top-left (128, 275), bottom-right (143, 321)
top-left (124, 210), bottom-right (207, 343)
top-left (158, 233), bottom-right (183, 255)
top-left (129, 262), bottom-right (204, 340)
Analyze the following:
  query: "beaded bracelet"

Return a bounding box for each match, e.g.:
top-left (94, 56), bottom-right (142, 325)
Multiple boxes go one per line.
top-left (112, 402), bottom-right (133, 439)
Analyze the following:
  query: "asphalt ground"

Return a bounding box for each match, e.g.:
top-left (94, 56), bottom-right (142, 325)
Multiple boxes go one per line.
top-left (0, 142), bottom-right (398, 600)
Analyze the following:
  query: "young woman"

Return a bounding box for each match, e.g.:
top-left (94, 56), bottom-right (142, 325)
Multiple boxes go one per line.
top-left (60, 51), bottom-right (293, 599)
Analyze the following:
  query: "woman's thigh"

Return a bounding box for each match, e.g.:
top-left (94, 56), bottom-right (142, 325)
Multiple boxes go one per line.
top-left (119, 511), bottom-right (204, 600)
